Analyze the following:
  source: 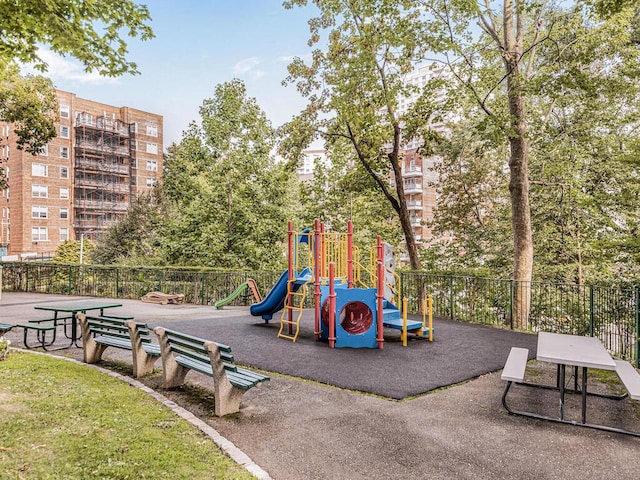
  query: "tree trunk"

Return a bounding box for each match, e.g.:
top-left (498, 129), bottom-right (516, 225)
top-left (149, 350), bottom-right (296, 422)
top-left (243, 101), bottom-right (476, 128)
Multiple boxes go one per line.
top-left (391, 153), bottom-right (422, 270)
top-left (506, 65), bottom-right (533, 329)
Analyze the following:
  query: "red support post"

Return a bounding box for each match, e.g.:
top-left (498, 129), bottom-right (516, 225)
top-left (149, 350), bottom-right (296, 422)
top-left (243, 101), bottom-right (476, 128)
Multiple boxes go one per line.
top-left (320, 222), bottom-right (326, 278)
top-left (347, 220), bottom-right (354, 288)
top-left (376, 236), bottom-right (384, 349)
top-left (328, 262), bottom-right (336, 348)
top-left (314, 218), bottom-right (321, 340)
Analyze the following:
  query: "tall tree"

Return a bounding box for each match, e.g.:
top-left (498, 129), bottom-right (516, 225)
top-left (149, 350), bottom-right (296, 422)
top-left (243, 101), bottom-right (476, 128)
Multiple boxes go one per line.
top-left (282, 0), bottom-right (445, 269)
top-left (0, 0), bottom-right (154, 180)
top-left (295, 144), bottom-right (402, 250)
top-left (91, 194), bottom-right (162, 266)
top-left (160, 80), bottom-right (293, 269)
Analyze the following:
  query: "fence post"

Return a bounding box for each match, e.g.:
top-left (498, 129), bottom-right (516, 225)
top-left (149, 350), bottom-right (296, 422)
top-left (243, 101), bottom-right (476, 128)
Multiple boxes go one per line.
top-left (449, 276), bottom-right (454, 321)
top-left (200, 271), bottom-right (206, 305)
top-left (635, 287), bottom-right (639, 368)
top-left (509, 280), bottom-right (514, 330)
top-left (589, 285), bottom-right (594, 337)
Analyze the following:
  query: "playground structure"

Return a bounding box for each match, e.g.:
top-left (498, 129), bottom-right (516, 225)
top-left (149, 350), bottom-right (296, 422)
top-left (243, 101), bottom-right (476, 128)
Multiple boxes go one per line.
top-left (250, 220), bottom-right (434, 348)
top-left (214, 278), bottom-right (261, 309)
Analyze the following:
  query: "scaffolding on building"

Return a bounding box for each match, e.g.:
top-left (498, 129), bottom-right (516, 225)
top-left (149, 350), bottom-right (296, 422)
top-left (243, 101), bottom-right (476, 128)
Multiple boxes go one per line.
top-left (74, 113), bottom-right (135, 240)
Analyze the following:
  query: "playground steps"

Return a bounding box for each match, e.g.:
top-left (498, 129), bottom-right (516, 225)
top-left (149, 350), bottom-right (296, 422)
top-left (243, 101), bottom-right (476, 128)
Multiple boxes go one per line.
top-left (381, 301), bottom-right (429, 334)
top-left (278, 282), bottom-right (308, 343)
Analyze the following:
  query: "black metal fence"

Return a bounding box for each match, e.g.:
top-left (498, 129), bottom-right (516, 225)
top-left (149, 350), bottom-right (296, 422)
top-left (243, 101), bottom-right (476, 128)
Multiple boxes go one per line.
top-left (0, 263), bottom-right (280, 307)
top-left (401, 273), bottom-right (639, 365)
top-left (2, 263), bottom-right (638, 365)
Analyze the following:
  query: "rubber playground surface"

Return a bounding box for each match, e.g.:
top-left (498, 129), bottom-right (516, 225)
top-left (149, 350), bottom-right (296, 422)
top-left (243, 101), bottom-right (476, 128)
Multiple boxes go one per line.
top-left (158, 308), bottom-right (538, 399)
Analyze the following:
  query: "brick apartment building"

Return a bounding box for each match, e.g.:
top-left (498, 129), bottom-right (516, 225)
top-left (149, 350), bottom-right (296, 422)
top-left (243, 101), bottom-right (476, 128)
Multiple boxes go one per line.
top-left (0, 90), bottom-right (163, 258)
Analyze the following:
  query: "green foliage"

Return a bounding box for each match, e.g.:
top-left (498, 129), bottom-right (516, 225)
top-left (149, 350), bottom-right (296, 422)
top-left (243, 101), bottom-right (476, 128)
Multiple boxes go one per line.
top-left (282, 0), bottom-right (447, 269)
top-left (295, 147), bottom-right (402, 251)
top-left (0, 0), bottom-right (154, 76)
top-left (0, 65), bottom-right (58, 188)
top-left (91, 194), bottom-right (163, 266)
top-left (421, 116), bottom-right (512, 274)
top-left (52, 239), bottom-right (95, 265)
top-left (420, 2), bottom-right (640, 284)
top-left (158, 80), bottom-right (293, 269)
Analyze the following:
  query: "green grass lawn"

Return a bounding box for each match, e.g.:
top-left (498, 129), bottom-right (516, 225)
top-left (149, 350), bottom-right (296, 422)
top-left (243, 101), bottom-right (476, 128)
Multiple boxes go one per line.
top-left (0, 351), bottom-right (254, 479)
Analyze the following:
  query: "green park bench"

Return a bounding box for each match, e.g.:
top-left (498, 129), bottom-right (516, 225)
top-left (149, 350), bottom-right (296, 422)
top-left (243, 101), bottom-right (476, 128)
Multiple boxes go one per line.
top-left (153, 327), bottom-right (270, 416)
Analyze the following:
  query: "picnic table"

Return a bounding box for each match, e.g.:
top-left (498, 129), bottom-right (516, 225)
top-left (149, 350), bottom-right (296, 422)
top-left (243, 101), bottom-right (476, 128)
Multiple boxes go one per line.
top-left (501, 331), bottom-right (640, 437)
top-left (33, 300), bottom-right (123, 349)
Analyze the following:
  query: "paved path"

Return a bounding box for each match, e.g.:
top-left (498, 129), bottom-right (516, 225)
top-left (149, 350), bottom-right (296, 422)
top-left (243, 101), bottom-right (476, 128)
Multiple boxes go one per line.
top-left (2, 293), bottom-right (639, 479)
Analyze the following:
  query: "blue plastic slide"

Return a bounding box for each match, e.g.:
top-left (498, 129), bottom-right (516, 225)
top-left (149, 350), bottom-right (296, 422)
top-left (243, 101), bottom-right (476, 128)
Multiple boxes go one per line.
top-left (250, 268), bottom-right (310, 322)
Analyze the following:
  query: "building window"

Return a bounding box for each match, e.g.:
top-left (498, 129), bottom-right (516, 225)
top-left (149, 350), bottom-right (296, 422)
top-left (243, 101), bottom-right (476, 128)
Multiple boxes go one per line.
top-left (130, 122), bottom-right (138, 133)
top-left (146, 124), bottom-right (158, 137)
top-left (32, 185), bottom-right (48, 198)
top-left (32, 163), bottom-right (48, 177)
top-left (37, 145), bottom-right (48, 156)
top-left (32, 227), bottom-right (48, 242)
top-left (76, 112), bottom-right (93, 125)
top-left (60, 207), bottom-right (69, 220)
top-left (60, 125), bottom-right (70, 138)
top-left (60, 187), bottom-right (69, 199)
top-left (60, 166), bottom-right (69, 179)
top-left (146, 159), bottom-right (158, 171)
top-left (59, 227), bottom-right (69, 242)
top-left (60, 146), bottom-right (69, 159)
top-left (60, 105), bottom-right (70, 119)
top-left (31, 206), bottom-right (48, 219)
top-left (146, 142), bottom-right (158, 154)
top-left (146, 177), bottom-right (156, 188)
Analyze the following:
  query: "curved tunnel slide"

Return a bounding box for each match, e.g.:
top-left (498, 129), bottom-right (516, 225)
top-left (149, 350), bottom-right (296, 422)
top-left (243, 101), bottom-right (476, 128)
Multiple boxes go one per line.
top-left (250, 269), bottom-right (310, 322)
top-left (249, 270), bottom-right (288, 322)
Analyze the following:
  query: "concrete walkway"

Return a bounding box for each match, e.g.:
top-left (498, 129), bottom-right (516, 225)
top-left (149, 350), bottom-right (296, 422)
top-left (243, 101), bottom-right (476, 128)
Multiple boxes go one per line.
top-left (1, 293), bottom-right (639, 479)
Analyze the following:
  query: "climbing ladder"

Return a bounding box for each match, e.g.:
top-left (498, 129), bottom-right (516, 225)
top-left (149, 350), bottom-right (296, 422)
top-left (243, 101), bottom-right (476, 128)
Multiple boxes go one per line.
top-left (278, 280), bottom-right (308, 342)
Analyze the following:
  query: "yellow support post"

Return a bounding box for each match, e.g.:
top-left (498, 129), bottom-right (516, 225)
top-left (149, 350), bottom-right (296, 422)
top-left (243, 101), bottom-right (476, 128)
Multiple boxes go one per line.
top-left (402, 298), bottom-right (408, 347)
top-left (428, 295), bottom-right (434, 342)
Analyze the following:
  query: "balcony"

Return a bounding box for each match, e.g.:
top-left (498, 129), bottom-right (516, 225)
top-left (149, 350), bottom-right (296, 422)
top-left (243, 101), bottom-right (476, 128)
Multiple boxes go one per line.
top-left (404, 183), bottom-right (423, 194)
top-left (402, 166), bottom-right (422, 178)
top-left (410, 216), bottom-right (422, 227)
top-left (73, 200), bottom-right (129, 212)
top-left (406, 200), bottom-right (423, 211)
top-left (75, 158), bottom-right (130, 174)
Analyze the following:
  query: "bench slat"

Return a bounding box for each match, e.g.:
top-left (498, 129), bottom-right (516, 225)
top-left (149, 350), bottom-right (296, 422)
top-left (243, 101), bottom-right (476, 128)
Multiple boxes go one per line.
top-left (95, 336), bottom-right (132, 350)
top-left (502, 347), bottom-right (529, 382)
top-left (614, 360), bottom-right (640, 401)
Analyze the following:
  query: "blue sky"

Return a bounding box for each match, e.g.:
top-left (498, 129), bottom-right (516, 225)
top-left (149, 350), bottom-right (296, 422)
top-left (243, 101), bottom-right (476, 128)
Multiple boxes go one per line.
top-left (38, 1), bottom-right (319, 149)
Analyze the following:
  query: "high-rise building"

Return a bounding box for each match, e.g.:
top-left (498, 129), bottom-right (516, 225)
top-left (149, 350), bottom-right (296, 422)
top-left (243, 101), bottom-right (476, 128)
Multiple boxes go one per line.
top-left (0, 89), bottom-right (163, 258)
top-left (297, 148), bottom-right (328, 183)
top-left (395, 64), bottom-right (449, 246)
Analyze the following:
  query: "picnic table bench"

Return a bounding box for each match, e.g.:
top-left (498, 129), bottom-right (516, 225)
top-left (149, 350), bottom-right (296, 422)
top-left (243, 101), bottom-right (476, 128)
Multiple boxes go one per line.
top-left (3, 316), bottom-right (72, 350)
top-left (77, 313), bottom-right (160, 377)
top-left (502, 340), bottom-right (640, 437)
top-left (0, 322), bottom-right (15, 335)
top-left (153, 327), bottom-right (270, 416)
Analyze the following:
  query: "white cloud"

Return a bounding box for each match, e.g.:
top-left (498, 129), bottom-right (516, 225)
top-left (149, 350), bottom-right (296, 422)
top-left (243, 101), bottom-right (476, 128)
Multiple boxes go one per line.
top-left (232, 57), bottom-right (265, 80)
top-left (233, 57), bottom-right (261, 74)
top-left (22, 48), bottom-right (119, 85)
